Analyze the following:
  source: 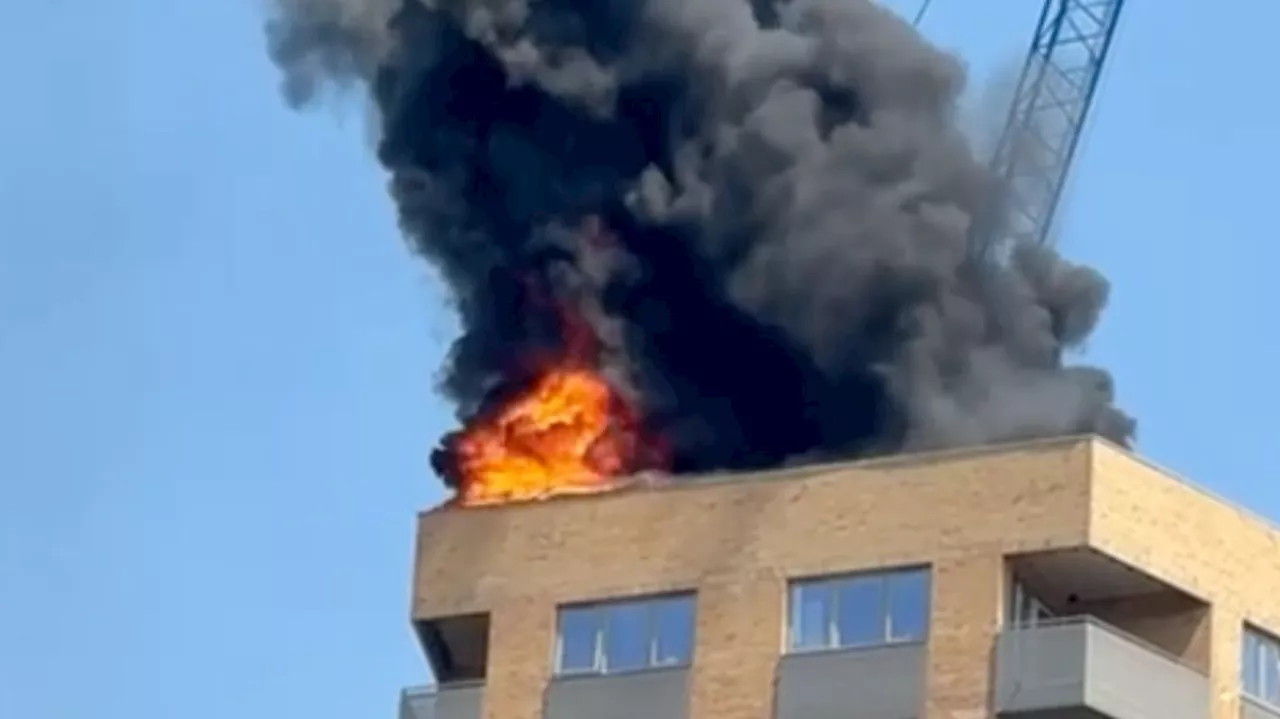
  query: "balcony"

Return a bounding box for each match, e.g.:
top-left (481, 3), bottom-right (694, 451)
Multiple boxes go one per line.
top-left (774, 642), bottom-right (925, 719)
top-left (1243, 696), bottom-right (1280, 719)
top-left (994, 616), bottom-right (1208, 719)
top-left (399, 682), bottom-right (483, 719)
top-left (405, 612), bottom-right (487, 719)
top-left (545, 666), bottom-right (689, 719)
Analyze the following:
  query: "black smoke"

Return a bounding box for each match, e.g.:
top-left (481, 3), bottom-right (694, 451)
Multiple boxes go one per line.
top-left (265, 0), bottom-right (1135, 477)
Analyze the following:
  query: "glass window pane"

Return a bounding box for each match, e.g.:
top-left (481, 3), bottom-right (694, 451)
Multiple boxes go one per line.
top-left (835, 576), bottom-right (884, 647)
top-left (790, 582), bottom-right (832, 650)
top-left (887, 570), bottom-right (930, 641)
top-left (558, 607), bottom-right (600, 673)
top-left (1034, 603), bottom-right (1053, 623)
top-left (1265, 638), bottom-right (1280, 704)
top-left (1244, 631), bottom-right (1262, 696)
top-left (653, 596), bottom-right (695, 666)
top-left (1009, 582), bottom-right (1026, 626)
top-left (604, 602), bottom-right (650, 672)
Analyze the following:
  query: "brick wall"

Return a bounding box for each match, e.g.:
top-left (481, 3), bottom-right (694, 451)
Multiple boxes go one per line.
top-left (409, 437), bottom-right (1280, 719)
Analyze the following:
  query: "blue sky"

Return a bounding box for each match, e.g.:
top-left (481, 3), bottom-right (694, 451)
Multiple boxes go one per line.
top-left (1, 1), bottom-right (1277, 717)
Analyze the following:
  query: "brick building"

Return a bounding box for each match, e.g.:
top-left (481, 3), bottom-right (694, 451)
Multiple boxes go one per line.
top-left (399, 435), bottom-right (1280, 719)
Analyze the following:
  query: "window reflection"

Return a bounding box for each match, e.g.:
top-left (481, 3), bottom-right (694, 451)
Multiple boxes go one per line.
top-left (836, 577), bottom-right (882, 646)
top-left (791, 582), bottom-right (833, 650)
top-left (653, 596), bottom-right (695, 666)
top-left (1265, 636), bottom-right (1280, 704)
top-left (887, 570), bottom-right (930, 641)
top-left (1245, 631), bottom-right (1262, 694)
top-left (787, 567), bottom-right (931, 652)
top-left (605, 602), bottom-right (649, 671)
top-left (558, 607), bottom-right (600, 673)
top-left (555, 593), bottom-right (696, 675)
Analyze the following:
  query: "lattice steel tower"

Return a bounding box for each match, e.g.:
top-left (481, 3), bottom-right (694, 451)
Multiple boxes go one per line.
top-left (979, 0), bottom-right (1127, 256)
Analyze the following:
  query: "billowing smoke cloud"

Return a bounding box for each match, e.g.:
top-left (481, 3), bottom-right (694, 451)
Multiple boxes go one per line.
top-left (265, 0), bottom-right (1134, 476)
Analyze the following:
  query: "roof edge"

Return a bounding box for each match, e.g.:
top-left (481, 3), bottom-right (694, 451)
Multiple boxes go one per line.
top-left (1090, 437), bottom-right (1280, 539)
top-left (419, 433), bottom-right (1107, 518)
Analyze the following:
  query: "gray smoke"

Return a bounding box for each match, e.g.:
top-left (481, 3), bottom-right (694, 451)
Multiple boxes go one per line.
top-left (265, 0), bottom-right (1134, 478)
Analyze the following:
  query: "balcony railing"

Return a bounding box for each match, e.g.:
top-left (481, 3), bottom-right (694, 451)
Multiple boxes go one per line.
top-left (399, 681), bottom-right (483, 719)
top-left (1243, 695), bottom-right (1280, 719)
top-left (774, 640), bottom-right (926, 719)
top-left (545, 665), bottom-right (689, 719)
top-left (995, 615), bottom-right (1208, 719)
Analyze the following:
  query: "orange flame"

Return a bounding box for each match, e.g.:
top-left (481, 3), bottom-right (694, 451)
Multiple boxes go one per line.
top-left (444, 295), bottom-right (669, 506)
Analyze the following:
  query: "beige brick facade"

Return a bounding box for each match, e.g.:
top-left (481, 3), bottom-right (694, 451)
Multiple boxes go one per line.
top-left (410, 436), bottom-right (1280, 719)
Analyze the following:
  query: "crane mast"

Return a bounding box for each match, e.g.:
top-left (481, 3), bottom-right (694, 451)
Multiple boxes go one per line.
top-left (978, 0), bottom-right (1127, 256)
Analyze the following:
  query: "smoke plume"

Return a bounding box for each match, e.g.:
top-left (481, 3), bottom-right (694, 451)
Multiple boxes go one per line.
top-left (265, 0), bottom-right (1134, 477)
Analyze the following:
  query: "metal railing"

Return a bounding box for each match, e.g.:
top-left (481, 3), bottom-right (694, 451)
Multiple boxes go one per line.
top-left (399, 681), bottom-right (485, 719)
top-left (1003, 613), bottom-right (1204, 673)
top-left (1241, 694), bottom-right (1280, 718)
top-left (401, 680), bottom-right (485, 697)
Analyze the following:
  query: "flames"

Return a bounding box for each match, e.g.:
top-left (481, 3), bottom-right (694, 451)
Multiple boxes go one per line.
top-left (437, 276), bottom-right (669, 507)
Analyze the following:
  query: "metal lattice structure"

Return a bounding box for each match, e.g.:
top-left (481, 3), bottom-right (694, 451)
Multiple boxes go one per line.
top-left (979, 0), bottom-right (1127, 256)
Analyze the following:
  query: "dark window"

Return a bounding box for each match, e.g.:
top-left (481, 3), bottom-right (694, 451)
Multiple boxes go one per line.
top-left (555, 593), bottom-right (696, 675)
top-left (788, 567), bottom-right (931, 652)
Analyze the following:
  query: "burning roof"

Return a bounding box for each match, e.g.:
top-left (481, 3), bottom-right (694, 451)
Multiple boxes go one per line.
top-left (431, 264), bottom-right (670, 505)
top-left (266, 0), bottom-right (1135, 506)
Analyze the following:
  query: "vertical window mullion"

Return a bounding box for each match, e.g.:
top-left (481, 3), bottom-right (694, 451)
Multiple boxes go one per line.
top-left (555, 628), bottom-right (564, 672)
top-left (829, 582), bottom-right (839, 648)
top-left (1012, 581), bottom-right (1024, 627)
top-left (824, 582), bottom-right (833, 648)
top-left (646, 601), bottom-right (657, 669)
top-left (596, 607), bottom-right (607, 674)
top-left (882, 574), bottom-right (892, 643)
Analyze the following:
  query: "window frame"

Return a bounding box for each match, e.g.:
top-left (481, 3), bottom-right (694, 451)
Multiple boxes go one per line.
top-left (1008, 577), bottom-right (1055, 629)
top-left (786, 565), bottom-right (932, 653)
top-left (1243, 624), bottom-right (1280, 706)
top-left (555, 603), bottom-right (605, 675)
top-left (553, 592), bottom-right (697, 676)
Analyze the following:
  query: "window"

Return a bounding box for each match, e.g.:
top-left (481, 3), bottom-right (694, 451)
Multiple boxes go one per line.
top-left (555, 594), bottom-right (696, 675)
top-left (557, 608), bottom-right (599, 673)
top-left (887, 569), bottom-right (930, 640)
top-left (652, 593), bottom-right (695, 666)
top-left (787, 567), bottom-right (931, 652)
top-left (1243, 626), bottom-right (1280, 705)
top-left (1008, 578), bottom-right (1055, 628)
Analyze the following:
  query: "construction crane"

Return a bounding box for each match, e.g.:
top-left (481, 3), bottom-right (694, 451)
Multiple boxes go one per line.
top-left (918, 0), bottom-right (1127, 257)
